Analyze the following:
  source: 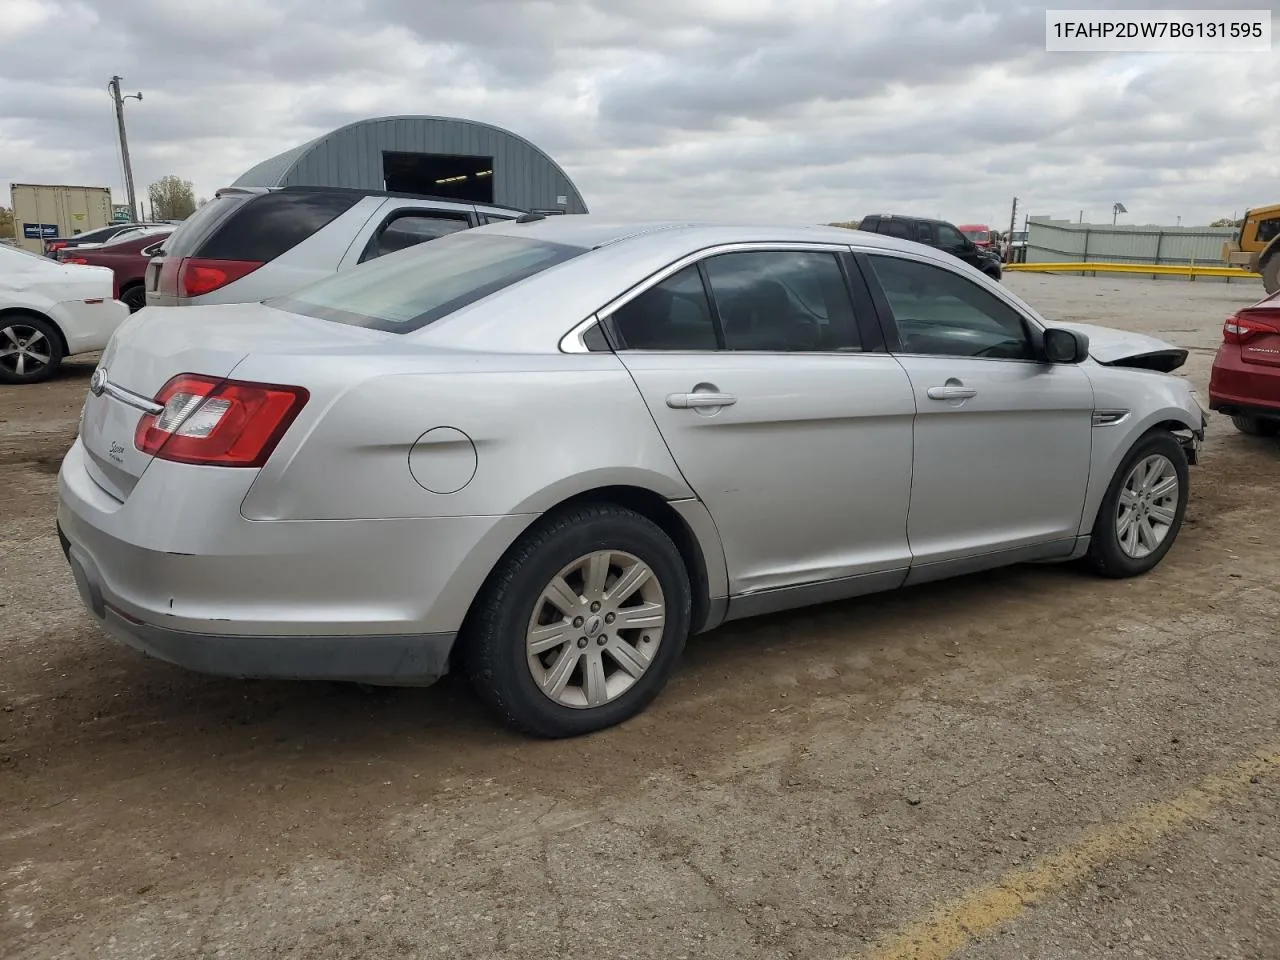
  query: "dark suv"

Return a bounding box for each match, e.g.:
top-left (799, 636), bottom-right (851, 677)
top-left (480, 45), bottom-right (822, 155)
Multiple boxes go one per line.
top-left (857, 214), bottom-right (1003, 281)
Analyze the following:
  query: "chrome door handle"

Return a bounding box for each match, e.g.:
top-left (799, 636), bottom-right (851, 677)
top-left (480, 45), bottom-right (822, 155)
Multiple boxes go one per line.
top-left (666, 392), bottom-right (737, 409)
top-left (927, 385), bottom-right (978, 401)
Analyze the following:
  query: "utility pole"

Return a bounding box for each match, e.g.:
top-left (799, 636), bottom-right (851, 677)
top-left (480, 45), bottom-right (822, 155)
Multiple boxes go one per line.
top-left (108, 76), bottom-right (143, 222)
top-left (1006, 197), bottom-right (1018, 262)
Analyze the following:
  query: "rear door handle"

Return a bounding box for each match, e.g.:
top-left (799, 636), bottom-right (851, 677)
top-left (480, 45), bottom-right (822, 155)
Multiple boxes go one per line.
top-left (927, 385), bottom-right (978, 401)
top-left (666, 392), bottom-right (737, 409)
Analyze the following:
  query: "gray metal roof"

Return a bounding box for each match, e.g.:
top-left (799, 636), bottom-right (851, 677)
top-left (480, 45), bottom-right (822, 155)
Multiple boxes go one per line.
top-left (232, 115), bottom-right (587, 213)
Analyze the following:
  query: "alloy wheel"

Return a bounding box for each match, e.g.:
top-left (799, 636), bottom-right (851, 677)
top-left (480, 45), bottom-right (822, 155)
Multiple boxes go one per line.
top-left (1115, 454), bottom-right (1179, 559)
top-left (525, 550), bottom-right (666, 709)
top-left (0, 324), bottom-right (52, 379)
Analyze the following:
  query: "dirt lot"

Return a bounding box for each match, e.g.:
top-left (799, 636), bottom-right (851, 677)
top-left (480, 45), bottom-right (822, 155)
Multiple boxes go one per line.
top-left (2, 274), bottom-right (1278, 960)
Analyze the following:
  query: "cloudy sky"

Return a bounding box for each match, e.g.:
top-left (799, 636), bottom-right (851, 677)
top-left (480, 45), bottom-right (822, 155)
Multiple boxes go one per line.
top-left (2, 0), bottom-right (1277, 228)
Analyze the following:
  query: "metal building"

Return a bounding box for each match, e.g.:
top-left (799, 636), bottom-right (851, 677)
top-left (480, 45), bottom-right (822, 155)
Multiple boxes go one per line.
top-left (232, 115), bottom-right (588, 214)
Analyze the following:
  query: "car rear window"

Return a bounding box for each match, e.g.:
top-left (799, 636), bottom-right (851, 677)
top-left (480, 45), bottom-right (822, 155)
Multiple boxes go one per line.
top-left (197, 191), bottom-right (361, 263)
top-left (266, 232), bottom-right (587, 333)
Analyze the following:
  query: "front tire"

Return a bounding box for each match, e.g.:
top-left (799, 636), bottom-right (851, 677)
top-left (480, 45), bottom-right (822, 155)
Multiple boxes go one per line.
top-left (0, 313), bottom-right (63, 385)
top-left (1087, 431), bottom-right (1189, 578)
top-left (465, 504), bottom-right (692, 738)
top-left (1231, 413), bottom-right (1280, 437)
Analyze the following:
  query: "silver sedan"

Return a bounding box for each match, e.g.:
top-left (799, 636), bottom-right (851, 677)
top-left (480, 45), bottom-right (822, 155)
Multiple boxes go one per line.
top-left (57, 218), bottom-right (1206, 737)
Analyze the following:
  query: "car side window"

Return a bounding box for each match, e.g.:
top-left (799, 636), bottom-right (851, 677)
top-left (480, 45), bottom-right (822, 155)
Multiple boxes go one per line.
top-left (360, 212), bottom-right (471, 262)
top-left (703, 250), bottom-right (861, 352)
top-left (916, 222), bottom-right (935, 245)
top-left (867, 255), bottom-right (1036, 361)
top-left (859, 217), bottom-right (881, 232)
top-left (1258, 217), bottom-right (1280, 244)
top-left (935, 223), bottom-right (969, 253)
top-left (883, 220), bottom-right (912, 240)
top-left (611, 265), bottom-right (719, 350)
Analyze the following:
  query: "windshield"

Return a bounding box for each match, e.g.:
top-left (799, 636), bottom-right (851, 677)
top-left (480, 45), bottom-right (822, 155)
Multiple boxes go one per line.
top-left (0, 244), bottom-right (60, 270)
top-left (267, 232), bottom-right (587, 333)
top-left (961, 229), bottom-right (990, 243)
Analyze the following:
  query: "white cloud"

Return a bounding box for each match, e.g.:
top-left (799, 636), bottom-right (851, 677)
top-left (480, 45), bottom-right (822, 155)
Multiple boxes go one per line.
top-left (1, 0), bottom-right (1277, 227)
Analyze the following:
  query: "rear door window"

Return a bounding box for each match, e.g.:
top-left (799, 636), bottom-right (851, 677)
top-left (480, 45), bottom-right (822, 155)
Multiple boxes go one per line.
top-left (883, 220), bottom-right (912, 240)
top-left (610, 266), bottom-right (719, 350)
top-left (267, 232), bottom-right (586, 333)
top-left (359, 211), bottom-right (472, 262)
top-left (703, 250), bottom-right (861, 352)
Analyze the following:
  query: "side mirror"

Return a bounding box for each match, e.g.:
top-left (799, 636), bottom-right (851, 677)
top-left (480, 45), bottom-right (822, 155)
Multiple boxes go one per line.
top-left (1044, 327), bottom-right (1090, 364)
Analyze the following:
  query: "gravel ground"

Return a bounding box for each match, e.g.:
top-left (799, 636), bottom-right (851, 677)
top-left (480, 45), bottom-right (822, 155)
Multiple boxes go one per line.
top-left (2, 273), bottom-right (1277, 960)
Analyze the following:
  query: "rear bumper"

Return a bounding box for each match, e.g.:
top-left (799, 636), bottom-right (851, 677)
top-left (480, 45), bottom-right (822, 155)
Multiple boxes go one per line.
top-left (55, 297), bottom-right (131, 356)
top-left (59, 524), bottom-right (454, 684)
top-left (56, 438), bottom-right (533, 682)
top-left (1208, 343), bottom-right (1280, 417)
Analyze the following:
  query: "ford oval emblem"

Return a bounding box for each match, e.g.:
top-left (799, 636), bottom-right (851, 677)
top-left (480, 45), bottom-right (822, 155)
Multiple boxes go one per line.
top-left (89, 366), bottom-right (107, 397)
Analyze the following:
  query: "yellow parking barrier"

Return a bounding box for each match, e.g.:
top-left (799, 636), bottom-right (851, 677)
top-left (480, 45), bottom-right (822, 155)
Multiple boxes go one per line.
top-left (1005, 261), bottom-right (1261, 280)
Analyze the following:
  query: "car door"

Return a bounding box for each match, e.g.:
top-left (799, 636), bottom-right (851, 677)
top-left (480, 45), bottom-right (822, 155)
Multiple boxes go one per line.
top-left (336, 200), bottom-right (477, 270)
top-left (934, 221), bottom-right (986, 270)
top-left (605, 245), bottom-right (917, 610)
top-left (859, 250), bottom-right (1094, 580)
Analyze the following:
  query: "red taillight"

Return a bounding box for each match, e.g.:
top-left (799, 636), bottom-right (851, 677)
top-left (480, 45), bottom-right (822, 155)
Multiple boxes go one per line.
top-left (134, 374), bottom-right (309, 468)
top-left (1223, 312), bottom-right (1280, 344)
top-left (176, 258), bottom-right (264, 298)
top-left (61, 257), bottom-right (89, 265)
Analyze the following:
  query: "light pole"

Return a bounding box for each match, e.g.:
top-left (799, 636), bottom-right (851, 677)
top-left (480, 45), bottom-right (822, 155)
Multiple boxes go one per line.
top-left (108, 76), bottom-right (143, 222)
top-left (1112, 201), bottom-right (1127, 226)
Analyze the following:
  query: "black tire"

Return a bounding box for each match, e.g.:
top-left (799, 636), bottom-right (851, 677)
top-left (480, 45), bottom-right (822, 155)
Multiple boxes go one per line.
top-left (1262, 254), bottom-right (1279, 296)
top-left (1087, 430), bottom-right (1189, 579)
top-left (0, 313), bottom-right (64, 385)
top-left (120, 284), bottom-right (147, 313)
top-left (465, 504), bottom-right (692, 738)
top-left (1231, 413), bottom-right (1280, 437)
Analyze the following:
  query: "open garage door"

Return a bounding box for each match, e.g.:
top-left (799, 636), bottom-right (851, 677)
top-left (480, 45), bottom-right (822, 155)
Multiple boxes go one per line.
top-left (383, 151), bottom-right (494, 203)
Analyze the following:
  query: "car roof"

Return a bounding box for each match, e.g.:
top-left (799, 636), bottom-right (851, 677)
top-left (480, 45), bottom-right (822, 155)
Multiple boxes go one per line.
top-left (479, 215), bottom-right (927, 255)
top-left (218, 184), bottom-right (528, 215)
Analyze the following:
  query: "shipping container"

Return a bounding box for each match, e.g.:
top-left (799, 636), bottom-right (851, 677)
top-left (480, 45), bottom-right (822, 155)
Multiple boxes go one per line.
top-left (10, 183), bottom-right (114, 253)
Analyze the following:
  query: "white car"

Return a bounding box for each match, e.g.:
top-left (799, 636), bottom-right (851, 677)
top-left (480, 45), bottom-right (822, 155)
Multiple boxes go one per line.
top-left (0, 244), bottom-right (130, 384)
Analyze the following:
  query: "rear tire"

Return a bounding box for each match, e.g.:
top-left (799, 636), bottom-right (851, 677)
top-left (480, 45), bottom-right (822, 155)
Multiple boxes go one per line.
top-left (0, 313), bottom-right (64, 385)
top-left (1087, 431), bottom-right (1189, 579)
top-left (1263, 255), bottom-right (1279, 296)
top-left (465, 504), bottom-right (692, 738)
top-left (120, 284), bottom-right (147, 313)
top-left (1231, 413), bottom-right (1280, 437)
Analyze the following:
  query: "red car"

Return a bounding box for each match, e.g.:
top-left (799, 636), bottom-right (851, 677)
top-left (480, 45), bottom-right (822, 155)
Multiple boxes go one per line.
top-left (57, 226), bottom-right (173, 313)
top-left (1209, 288), bottom-right (1280, 435)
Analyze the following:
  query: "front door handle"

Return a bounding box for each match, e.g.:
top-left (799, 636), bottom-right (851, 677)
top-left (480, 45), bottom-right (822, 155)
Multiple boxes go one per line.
top-left (666, 392), bottom-right (737, 409)
top-left (927, 385), bottom-right (978, 401)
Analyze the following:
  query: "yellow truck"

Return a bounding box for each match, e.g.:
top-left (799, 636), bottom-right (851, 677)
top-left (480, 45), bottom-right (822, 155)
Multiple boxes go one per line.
top-left (1221, 203), bottom-right (1280, 293)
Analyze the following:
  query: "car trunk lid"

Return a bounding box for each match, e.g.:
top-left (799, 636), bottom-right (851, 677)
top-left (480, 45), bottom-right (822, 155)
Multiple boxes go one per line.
top-left (1226, 292), bottom-right (1280, 368)
top-left (79, 302), bottom-right (378, 500)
